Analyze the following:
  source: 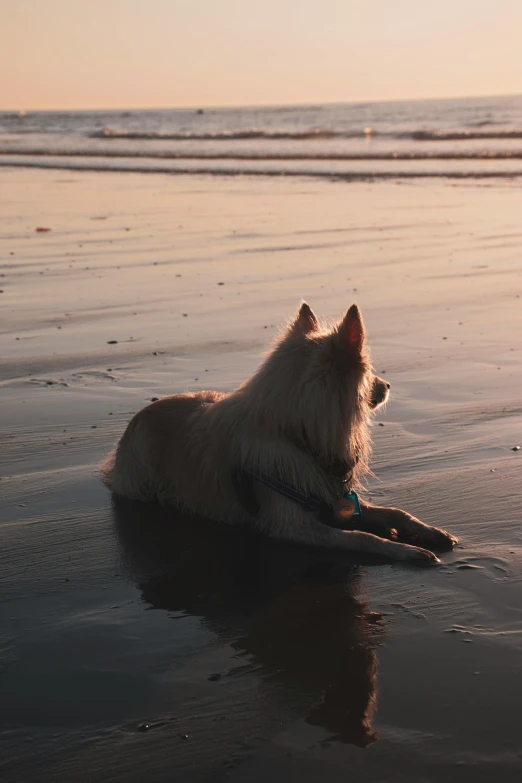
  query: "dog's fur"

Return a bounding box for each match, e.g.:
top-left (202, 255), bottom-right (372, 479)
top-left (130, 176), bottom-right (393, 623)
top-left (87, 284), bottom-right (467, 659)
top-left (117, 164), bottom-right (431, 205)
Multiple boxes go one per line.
top-left (101, 303), bottom-right (457, 563)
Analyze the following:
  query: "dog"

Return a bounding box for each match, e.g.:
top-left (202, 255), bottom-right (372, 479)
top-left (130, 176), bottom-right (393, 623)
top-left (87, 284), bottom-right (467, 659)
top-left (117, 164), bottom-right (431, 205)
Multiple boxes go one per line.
top-left (101, 302), bottom-right (457, 563)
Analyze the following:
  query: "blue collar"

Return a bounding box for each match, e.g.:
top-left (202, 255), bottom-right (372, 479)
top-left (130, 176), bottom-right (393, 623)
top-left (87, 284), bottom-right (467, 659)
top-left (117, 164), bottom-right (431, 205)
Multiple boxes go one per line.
top-left (233, 469), bottom-right (362, 522)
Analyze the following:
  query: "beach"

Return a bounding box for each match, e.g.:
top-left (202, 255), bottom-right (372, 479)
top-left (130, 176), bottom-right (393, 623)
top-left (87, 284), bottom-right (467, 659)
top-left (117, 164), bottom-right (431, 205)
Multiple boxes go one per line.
top-left (1, 165), bottom-right (522, 782)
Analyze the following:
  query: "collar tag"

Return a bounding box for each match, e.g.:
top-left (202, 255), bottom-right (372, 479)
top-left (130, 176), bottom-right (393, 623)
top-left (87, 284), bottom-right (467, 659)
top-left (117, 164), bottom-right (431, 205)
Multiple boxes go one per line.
top-left (343, 489), bottom-right (362, 518)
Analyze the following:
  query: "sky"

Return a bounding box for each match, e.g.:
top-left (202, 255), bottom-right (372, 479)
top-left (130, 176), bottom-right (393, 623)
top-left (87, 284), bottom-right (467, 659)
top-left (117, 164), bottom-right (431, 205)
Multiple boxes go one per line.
top-left (2, 0), bottom-right (521, 110)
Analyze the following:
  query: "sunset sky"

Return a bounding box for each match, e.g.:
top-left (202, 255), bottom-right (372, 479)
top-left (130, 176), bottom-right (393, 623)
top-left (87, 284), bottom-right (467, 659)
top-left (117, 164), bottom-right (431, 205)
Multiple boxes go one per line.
top-left (2, 0), bottom-right (521, 110)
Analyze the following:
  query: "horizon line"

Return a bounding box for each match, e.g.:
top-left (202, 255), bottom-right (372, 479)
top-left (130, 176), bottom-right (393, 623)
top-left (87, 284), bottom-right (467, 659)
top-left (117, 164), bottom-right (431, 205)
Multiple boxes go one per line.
top-left (2, 91), bottom-right (521, 114)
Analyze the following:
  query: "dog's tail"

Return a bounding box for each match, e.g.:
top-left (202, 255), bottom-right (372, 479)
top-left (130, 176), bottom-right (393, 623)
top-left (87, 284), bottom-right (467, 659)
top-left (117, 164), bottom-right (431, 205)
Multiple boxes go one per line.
top-left (99, 448), bottom-right (116, 488)
top-left (99, 419), bottom-right (156, 501)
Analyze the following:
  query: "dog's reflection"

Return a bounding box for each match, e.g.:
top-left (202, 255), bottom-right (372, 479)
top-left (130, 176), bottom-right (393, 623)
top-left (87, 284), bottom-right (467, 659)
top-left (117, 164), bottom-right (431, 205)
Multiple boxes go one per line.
top-left (113, 498), bottom-right (384, 747)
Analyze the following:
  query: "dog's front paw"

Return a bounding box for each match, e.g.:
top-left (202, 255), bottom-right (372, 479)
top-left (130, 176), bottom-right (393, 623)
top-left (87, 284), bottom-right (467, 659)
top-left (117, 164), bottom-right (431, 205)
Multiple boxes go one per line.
top-left (426, 526), bottom-right (459, 552)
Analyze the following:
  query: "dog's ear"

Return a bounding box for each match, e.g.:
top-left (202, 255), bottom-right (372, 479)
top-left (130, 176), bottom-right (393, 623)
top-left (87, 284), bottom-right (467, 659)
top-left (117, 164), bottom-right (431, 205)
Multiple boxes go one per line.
top-left (338, 304), bottom-right (366, 353)
top-left (290, 302), bottom-right (318, 335)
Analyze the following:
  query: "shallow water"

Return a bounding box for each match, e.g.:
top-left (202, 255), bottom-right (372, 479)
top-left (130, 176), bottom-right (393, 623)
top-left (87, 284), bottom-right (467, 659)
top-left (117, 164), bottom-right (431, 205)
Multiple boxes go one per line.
top-left (2, 95), bottom-right (522, 180)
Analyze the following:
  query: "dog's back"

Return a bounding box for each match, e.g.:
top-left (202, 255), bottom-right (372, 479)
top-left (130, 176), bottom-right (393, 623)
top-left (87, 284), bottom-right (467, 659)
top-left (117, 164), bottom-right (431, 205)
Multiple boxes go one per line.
top-left (102, 391), bottom-right (233, 513)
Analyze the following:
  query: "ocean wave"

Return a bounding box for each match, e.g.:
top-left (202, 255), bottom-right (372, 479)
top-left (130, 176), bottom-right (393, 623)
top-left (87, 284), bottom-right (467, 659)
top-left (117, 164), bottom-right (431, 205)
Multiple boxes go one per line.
top-left (2, 148), bottom-right (522, 162)
top-left (2, 157), bottom-right (522, 181)
top-left (89, 126), bottom-right (522, 143)
top-left (411, 129), bottom-right (522, 141)
top-left (89, 127), bottom-right (348, 141)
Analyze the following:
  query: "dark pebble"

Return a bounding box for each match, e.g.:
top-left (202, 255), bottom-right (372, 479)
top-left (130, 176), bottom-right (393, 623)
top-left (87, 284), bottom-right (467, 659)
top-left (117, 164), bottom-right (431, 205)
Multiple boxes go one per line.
top-left (512, 446), bottom-right (520, 451)
top-left (151, 397), bottom-right (159, 402)
top-left (208, 673), bottom-right (222, 682)
top-left (107, 340), bottom-right (118, 344)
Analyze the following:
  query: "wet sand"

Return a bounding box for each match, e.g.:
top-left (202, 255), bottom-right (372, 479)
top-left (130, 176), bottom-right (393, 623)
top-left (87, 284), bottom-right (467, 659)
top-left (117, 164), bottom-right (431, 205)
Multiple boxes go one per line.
top-left (1, 168), bottom-right (522, 782)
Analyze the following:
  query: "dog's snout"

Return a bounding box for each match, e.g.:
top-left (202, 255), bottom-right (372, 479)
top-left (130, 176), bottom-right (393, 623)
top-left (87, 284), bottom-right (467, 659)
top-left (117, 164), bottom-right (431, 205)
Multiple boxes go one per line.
top-left (369, 375), bottom-right (390, 410)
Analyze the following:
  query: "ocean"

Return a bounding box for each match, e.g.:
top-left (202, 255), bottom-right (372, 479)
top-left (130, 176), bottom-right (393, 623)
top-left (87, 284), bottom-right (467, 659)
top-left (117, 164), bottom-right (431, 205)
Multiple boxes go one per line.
top-left (2, 94), bottom-right (522, 181)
